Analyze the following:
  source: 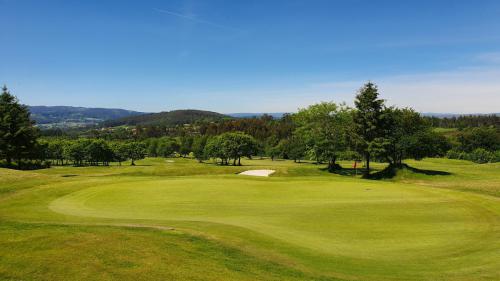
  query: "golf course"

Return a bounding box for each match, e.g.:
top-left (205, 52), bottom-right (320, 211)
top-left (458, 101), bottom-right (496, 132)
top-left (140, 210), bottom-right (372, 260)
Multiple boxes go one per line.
top-left (1, 158), bottom-right (499, 281)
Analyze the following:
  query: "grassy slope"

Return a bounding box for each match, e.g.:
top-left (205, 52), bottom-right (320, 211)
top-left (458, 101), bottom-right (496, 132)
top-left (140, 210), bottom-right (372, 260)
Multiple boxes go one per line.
top-left (0, 158), bottom-right (499, 281)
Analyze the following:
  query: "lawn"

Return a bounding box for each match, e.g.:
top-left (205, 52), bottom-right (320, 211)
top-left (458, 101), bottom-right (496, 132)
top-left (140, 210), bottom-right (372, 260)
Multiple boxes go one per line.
top-left (1, 158), bottom-right (499, 280)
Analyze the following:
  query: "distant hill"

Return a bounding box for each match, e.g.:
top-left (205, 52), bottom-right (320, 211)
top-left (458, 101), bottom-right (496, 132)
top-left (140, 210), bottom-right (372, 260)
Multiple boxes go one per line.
top-left (103, 109), bottom-right (230, 127)
top-left (28, 106), bottom-right (144, 129)
top-left (228, 112), bottom-right (288, 118)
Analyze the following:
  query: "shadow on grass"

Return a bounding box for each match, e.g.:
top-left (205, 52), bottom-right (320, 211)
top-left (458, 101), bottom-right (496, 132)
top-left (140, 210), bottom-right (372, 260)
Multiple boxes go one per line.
top-left (319, 163), bottom-right (452, 179)
top-left (369, 163), bottom-right (451, 180)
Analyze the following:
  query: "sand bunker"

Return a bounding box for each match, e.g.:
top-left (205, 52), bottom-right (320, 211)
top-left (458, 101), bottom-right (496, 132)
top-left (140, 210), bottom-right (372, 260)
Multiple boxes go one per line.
top-left (239, 170), bottom-right (275, 177)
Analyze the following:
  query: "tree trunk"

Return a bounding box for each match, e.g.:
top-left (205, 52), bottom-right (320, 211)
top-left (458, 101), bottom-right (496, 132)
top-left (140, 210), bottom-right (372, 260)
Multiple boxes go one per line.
top-left (365, 153), bottom-right (370, 176)
top-left (238, 157), bottom-right (241, 166)
top-left (131, 159), bottom-right (135, 166)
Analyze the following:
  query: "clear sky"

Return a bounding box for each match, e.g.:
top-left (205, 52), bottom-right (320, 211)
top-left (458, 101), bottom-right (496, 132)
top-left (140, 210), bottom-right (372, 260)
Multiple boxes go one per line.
top-left (1, 0), bottom-right (500, 113)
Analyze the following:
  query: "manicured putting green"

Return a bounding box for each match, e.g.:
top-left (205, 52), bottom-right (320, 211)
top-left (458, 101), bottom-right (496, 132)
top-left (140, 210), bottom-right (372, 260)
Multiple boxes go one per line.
top-left (51, 176), bottom-right (499, 279)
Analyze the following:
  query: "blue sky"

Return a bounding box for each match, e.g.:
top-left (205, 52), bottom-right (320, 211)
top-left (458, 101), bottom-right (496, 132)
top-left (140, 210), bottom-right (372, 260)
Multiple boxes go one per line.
top-left (1, 0), bottom-right (500, 113)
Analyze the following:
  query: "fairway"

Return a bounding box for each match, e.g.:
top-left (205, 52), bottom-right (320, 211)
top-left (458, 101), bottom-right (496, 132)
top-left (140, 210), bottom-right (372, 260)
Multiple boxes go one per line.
top-left (1, 158), bottom-right (500, 280)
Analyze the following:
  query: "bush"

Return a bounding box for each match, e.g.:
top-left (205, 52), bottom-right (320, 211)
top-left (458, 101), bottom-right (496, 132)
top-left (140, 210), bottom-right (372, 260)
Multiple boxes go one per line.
top-left (492, 150), bottom-right (500, 163)
top-left (466, 148), bottom-right (494, 164)
top-left (446, 149), bottom-right (464, 160)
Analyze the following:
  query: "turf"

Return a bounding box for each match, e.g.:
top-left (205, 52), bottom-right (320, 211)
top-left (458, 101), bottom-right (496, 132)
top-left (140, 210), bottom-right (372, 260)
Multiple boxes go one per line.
top-left (1, 158), bottom-right (499, 280)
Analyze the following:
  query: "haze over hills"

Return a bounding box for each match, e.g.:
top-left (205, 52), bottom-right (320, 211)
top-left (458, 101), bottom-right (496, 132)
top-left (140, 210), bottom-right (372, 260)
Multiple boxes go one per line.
top-left (28, 106), bottom-right (144, 128)
top-left (27, 105), bottom-right (500, 129)
top-left (227, 113), bottom-right (288, 118)
top-left (421, 112), bottom-right (500, 118)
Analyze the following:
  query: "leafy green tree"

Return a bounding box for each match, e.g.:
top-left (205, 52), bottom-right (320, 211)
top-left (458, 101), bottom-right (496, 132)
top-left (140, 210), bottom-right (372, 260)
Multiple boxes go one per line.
top-left (294, 102), bottom-right (353, 170)
top-left (204, 136), bottom-right (229, 165)
top-left (284, 135), bottom-right (307, 163)
top-left (457, 126), bottom-right (499, 152)
top-left (192, 136), bottom-right (208, 162)
top-left (86, 139), bottom-right (114, 166)
top-left (219, 132), bottom-right (258, 165)
top-left (0, 86), bottom-right (39, 167)
top-left (353, 82), bottom-right (385, 176)
top-left (376, 107), bottom-right (426, 166)
top-left (47, 139), bottom-right (66, 165)
top-left (124, 141), bottom-right (146, 165)
top-left (407, 130), bottom-right (451, 160)
top-left (204, 133), bottom-right (257, 165)
top-left (146, 138), bottom-right (159, 157)
top-left (157, 137), bottom-right (179, 157)
top-left (267, 144), bottom-right (282, 161)
top-left (179, 136), bottom-right (193, 157)
top-left (111, 142), bottom-right (129, 165)
top-left (64, 139), bottom-right (90, 166)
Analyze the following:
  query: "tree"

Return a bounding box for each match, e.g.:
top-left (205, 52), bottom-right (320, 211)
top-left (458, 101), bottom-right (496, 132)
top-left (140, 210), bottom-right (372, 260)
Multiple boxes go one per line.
top-left (47, 139), bottom-right (66, 165)
top-left (294, 102), bottom-right (353, 170)
top-left (353, 82), bottom-right (385, 176)
top-left (219, 132), bottom-right (258, 166)
top-left (204, 133), bottom-right (257, 165)
top-left (146, 138), bottom-right (159, 157)
top-left (156, 137), bottom-right (179, 157)
top-left (179, 136), bottom-right (193, 157)
top-left (205, 136), bottom-right (229, 165)
top-left (283, 135), bottom-right (307, 163)
top-left (64, 139), bottom-right (90, 166)
top-left (376, 107), bottom-right (422, 166)
top-left (192, 136), bottom-right (208, 162)
top-left (456, 126), bottom-right (500, 153)
top-left (407, 130), bottom-right (451, 160)
top-left (124, 141), bottom-right (146, 165)
top-left (86, 139), bottom-right (114, 166)
top-left (0, 85), bottom-right (39, 167)
top-left (111, 142), bottom-right (129, 165)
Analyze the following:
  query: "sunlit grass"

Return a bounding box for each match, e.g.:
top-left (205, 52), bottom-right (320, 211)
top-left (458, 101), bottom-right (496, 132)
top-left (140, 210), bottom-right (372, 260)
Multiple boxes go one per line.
top-left (1, 158), bottom-right (499, 280)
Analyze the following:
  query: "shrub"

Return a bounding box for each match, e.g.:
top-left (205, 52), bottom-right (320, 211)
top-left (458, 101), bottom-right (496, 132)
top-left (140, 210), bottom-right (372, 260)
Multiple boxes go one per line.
top-left (466, 148), bottom-right (494, 164)
top-left (446, 149), bottom-right (463, 160)
top-left (492, 150), bottom-right (500, 163)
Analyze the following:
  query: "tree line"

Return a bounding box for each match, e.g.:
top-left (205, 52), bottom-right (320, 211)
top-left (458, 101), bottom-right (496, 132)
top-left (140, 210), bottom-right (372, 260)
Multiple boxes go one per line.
top-left (425, 114), bottom-right (499, 129)
top-left (1, 83), bottom-right (499, 172)
top-left (39, 139), bottom-right (146, 166)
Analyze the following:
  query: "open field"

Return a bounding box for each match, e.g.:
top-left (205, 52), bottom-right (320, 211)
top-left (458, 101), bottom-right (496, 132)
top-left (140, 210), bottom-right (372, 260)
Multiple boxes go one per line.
top-left (1, 158), bottom-right (499, 280)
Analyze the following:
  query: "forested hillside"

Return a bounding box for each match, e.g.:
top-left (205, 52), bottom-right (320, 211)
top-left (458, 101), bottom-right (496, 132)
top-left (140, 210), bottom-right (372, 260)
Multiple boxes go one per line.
top-left (29, 106), bottom-right (143, 128)
top-left (103, 109), bottom-right (230, 127)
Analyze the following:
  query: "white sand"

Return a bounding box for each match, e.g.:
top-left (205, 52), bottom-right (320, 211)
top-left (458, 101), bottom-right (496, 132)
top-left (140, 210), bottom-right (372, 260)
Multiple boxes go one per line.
top-left (239, 170), bottom-right (275, 177)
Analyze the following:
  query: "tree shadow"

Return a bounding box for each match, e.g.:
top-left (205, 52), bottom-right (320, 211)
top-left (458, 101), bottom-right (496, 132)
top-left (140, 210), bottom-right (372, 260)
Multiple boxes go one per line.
top-left (320, 167), bottom-right (361, 176)
top-left (369, 164), bottom-right (451, 180)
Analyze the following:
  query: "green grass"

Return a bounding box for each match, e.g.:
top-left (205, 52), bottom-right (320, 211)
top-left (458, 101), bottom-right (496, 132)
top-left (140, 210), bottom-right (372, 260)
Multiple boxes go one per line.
top-left (1, 158), bottom-right (499, 280)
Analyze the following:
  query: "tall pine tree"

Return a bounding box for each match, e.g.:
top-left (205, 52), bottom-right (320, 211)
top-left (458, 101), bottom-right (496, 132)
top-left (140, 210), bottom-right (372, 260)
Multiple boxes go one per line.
top-left (0, 85), bottom-right (39, 167)
top-left (353, 82), bottom-right (385, 176)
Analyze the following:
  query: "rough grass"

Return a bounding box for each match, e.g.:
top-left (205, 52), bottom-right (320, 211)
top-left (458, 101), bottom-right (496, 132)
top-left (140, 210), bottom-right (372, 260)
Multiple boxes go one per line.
top-left (0, 157), bottom-right (499, 281)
